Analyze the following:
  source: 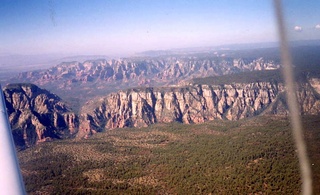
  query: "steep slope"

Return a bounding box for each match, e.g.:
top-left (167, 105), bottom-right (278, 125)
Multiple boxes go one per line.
top-left (78, 72), bottom-right (320, 137)
top-left (79, 82), bottom-right (278, 135)
top-left (11, 56), bottom-right (279, 105)
top-left (15, 57), bottom-right (279, 86)
top-left (3, 83), bottom-right (78, 148)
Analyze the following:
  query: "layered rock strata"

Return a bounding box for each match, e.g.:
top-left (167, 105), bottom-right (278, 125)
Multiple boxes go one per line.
top-left (3, 83), bottom-right (78, 148)
top-left (15, 57), bottom-right (279, 88)
top-left (79, 79), bottom-right (320, 136)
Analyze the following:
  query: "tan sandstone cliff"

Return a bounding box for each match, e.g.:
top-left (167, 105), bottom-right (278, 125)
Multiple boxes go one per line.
top-left (78, 78), bottom-right (320, 137)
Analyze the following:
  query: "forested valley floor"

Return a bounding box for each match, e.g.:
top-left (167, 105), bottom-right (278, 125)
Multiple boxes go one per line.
top-left (18, 115), bottom-right (320, 194)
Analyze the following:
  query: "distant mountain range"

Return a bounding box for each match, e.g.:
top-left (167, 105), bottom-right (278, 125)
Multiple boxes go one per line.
top-left (0, 54), bottom-right (110, 82)
top-left (4, 67), bottom-right (320, 147)
top-left (2, 44), bottom-right (320, 147)
top-left (9, 53), bottom-right (280, 108)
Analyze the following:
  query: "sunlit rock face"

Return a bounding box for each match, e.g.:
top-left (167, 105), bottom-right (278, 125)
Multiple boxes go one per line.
top-left (78, 79), bottom-right (320, 137)
top-left (13, 57), bottom-right (279, 90)
top-left (6, 73), bottom-right (320, 142)
top-left (297, 82), bottom-right (320, 115)
top-left (3, 83), bottom-right (78, 149)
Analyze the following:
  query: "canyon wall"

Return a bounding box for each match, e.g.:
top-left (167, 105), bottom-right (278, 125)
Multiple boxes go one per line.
top-left (3, 83), bottom-right (78, 148)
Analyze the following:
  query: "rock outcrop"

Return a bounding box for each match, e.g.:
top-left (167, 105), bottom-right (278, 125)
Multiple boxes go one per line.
top-left (14, 57), bottom-right (279, 91)
top-left (78, 78), bottom-right (320, 136)
top-left (3, 83), bottom-right (78, 148)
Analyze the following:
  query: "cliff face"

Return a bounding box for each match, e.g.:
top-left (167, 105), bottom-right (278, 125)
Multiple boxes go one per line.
top-left (79, 79), bottom-right (320, 136)
top-left (79, 82), bottom-right (275, 135)
top-left (6, 77), bottom-right (320, 142)
top-left (3, 83), bottom-right (78, 148)
top-left (297, 82), bottom-right (320, 115)
top-left (10, 56), bottom-right (280, 108)
top-left (14, 57), bottom-right (279, 90)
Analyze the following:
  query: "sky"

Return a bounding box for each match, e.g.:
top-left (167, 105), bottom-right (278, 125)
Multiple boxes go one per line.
top-left (282, 0), bottom-right (320, 41)
top-left (0, 0), bottom-right (319, 57)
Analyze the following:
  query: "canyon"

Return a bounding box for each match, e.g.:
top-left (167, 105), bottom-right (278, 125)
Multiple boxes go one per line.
top-left (3, 48), bottom-right (320, 147)
top-left (11, 55), bottom-right (280, 104)
top-left (4, 73), bottom-right (320, 146)
top-left (78, 77), bottom-right (320, 137)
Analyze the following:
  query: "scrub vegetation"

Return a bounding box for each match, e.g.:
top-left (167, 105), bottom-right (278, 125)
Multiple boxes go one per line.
top-left (18, 115), bottom-right (320, 194)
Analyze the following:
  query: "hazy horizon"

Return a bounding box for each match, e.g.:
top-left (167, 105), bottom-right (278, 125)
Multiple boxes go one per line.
top-left (1, 0), bottom-right (276, 57)
top-left (1, 0), bottom-right (320, 57)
